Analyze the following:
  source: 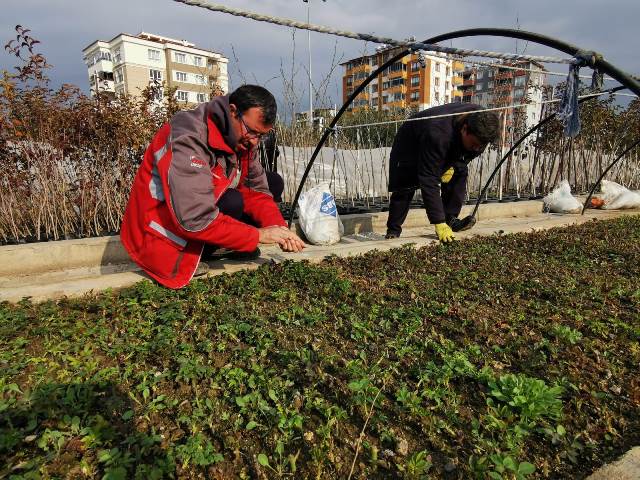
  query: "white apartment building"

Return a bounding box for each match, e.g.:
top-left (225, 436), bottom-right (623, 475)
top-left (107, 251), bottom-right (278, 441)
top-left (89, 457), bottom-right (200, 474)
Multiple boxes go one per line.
top-left (82, 32), bottom-right (229, 104)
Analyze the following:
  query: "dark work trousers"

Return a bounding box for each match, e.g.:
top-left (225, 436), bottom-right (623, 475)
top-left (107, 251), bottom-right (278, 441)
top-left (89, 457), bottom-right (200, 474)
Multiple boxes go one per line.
top-left (386, 176), bottom-right (465, 236)
top-left (203, 171), bottom-right (284, 255)
top-left (217, 170), bottom-right (284, 220)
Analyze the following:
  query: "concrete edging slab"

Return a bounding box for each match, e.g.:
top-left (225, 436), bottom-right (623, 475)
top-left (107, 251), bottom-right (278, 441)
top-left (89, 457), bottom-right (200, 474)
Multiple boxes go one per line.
top-left (0, 200), bottom-right (544, 278)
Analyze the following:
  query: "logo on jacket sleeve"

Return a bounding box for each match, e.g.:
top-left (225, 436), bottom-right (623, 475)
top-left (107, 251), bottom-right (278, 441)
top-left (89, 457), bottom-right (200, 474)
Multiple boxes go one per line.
top-left (190, 156), bottom-right (208, 169)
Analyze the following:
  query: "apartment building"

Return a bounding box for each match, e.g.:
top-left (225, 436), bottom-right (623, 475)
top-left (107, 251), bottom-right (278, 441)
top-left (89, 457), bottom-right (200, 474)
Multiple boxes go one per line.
top-left (460, 61), bottom-right (547, 132)
top-left (341, 45), bottom-right (464, 112)
top-left (82, 32), bottom-right (229, 104)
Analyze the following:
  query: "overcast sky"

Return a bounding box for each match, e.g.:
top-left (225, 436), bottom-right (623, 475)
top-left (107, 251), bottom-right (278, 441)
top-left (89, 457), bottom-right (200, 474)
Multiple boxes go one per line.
top-left (2, 0), bottom-right (638, 114)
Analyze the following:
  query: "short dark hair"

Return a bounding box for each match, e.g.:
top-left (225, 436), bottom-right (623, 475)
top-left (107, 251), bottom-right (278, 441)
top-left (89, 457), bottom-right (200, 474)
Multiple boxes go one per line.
top-left (465, 110), bottom-right (500, 144)
top-left (229, 84), bottom-right (277, 125)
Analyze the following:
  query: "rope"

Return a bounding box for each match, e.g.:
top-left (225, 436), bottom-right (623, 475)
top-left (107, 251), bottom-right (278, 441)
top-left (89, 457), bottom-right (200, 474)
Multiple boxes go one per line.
top-left (172, 0), bottom-right (579, 65)
top-left (333, 90), bottom-right (628, 131)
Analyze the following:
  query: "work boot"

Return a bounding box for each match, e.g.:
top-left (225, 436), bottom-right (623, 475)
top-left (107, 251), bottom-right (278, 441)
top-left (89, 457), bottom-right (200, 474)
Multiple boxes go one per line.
top-left (203, 247), bottom-right (261, 261)
top-left (193, 262), bottom-right (210, 277)
top-left (385, 230), bottom-right (401, 239)
top-left (447, 215), bottom-right (477, 232)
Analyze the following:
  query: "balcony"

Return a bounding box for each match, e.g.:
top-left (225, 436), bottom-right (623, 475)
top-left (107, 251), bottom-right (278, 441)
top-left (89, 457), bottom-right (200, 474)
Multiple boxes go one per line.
top-left (452, 76), bottom-right (464, 86)
top-left (452, 60), bottom-right (465, 71)
top-left (493, 83), bottom-right (513, 93)
top-left (463, 78), bottom-right (475, 86)
top-left (347, 62), bottom-right (372, 75)
top-left (495, 71), bottom-right (513, 81)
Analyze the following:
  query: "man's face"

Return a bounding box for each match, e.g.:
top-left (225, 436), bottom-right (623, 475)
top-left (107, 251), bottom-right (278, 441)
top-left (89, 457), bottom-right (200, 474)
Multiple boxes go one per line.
top-left (460, 124), bottom-right (488, 155)
top-left (230, 105), bottom-right (273, 151)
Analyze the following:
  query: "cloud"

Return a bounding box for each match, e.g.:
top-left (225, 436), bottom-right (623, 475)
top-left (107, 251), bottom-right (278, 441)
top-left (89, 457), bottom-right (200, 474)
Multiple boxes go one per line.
top-left (2, 0), bottom-right (638, 113)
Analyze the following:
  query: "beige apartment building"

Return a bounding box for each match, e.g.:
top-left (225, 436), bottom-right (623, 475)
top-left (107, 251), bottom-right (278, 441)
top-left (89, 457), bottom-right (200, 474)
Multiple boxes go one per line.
top-left (341, 45), bottom-right (464, 112)
top-left (82, 32), bottom-right (229, 104)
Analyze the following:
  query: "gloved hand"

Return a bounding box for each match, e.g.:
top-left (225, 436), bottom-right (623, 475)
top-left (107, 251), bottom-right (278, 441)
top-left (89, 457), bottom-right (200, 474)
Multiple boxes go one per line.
top-left (435, 223), bottom-right (455, 243)
top-left (440, 167), bottom-right (454, 184)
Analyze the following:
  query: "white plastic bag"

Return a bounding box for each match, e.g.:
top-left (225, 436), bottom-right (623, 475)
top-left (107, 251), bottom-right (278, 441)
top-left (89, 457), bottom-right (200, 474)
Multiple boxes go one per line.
top-left (600, 180), bottom-right (640, 210)
top-left (297, 182), bottom-right (343, 245)
top-left (543, 180), bottom-right (582, 213)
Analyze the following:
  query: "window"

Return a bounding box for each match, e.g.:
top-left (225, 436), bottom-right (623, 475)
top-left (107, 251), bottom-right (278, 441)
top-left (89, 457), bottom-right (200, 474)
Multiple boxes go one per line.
top-left (488, 81), bottom-right (494, 89)
top-left (175, 71), bottom-right (188, 82)
top-left (488, 70), bottom-right (494, 78)
top-left (434, 63), bottom-right (440, 72)
top-left (475, 84), bottom-right (483, 91)
top-left (411, 61), bottom-right (420, 71)
top-left (197, 92), bottom-right (208, 103)
top-left (382, 95), bottom-right (389, 104)
top-left (445, 81), bottom-right (450, 90)
top-left (434, 77), bottom-right (440, 87)
top-left (149, 69), bottom-right (162, 82)
top-left (389, 62), bottom-right (406, 73)
top-left (411, 75), bottom-right (420, 87)
top-left (514, 76), bottom-right (526, 87)
top-left (195, 74), bottom-right (205, 85)
top-left (434, 91), bottom-right (440, 102)
top-left (514, 88), bottom-right (525, 98)
top-left (113, 48), bottom-right (121, 64)
top-left (174, 52), bottom-right (187, 63)
top-left (477, 70), bottom-right (484, 80)
top-left (445, 95), bottom-right (450, 103)
top-left (152, 88), bottom-right (164, 101)
top-left (194, 56), bottom-right (203, 67)
top-left (410, 91), bottom-right (419, 101)
top-left (114, 68), bottom-right (124, 84)
top-left (148, 49), bottom-right (161, 61)
top-left (176, 90), bottom-right (189, 102)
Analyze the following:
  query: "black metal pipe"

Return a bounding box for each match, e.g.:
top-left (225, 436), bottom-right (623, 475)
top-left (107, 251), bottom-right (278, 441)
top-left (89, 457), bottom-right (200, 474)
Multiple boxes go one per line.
top-left (287, 48), bottom-right (410, 227)
top-left (581, 137), bottom-right (640, 214)
top-left (287, 27), bottom-right (640, 227)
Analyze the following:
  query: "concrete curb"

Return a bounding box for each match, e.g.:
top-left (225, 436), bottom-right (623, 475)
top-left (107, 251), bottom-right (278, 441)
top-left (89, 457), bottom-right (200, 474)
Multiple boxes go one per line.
top-left (0, 200), bottom-right (544, 278)
top-left (586, 447), bottom-right (640, 480)
top-left (1, 208), bottom-right (637, 303)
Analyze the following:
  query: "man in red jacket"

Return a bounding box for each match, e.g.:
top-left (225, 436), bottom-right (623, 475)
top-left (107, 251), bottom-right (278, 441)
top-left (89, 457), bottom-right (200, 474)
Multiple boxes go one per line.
top-left (120, 85), bottom-right (305, 289)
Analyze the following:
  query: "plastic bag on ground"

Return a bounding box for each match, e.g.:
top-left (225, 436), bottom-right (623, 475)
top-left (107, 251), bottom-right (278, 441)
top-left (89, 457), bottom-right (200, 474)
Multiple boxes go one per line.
top-left (600, 180), bottom-right (640, 210)
top-left (543, 180), bottom-right (582, 213)
top-left (296, 182), bottom-right (344, 245)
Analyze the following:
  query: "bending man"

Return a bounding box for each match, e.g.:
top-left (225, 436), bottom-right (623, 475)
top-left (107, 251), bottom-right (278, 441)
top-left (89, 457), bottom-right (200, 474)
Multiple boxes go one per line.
top-left (386, 102), bottom-right (500, 242)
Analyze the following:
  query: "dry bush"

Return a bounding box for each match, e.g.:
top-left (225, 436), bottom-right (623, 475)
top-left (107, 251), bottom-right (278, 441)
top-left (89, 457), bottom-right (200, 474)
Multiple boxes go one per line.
top-left (0, 26), bottom-right (178, 244)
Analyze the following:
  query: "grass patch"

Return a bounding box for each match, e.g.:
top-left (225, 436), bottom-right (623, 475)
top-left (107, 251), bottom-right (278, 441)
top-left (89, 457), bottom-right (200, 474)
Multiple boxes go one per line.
top-left (1, 216), bottom-right (639, 479)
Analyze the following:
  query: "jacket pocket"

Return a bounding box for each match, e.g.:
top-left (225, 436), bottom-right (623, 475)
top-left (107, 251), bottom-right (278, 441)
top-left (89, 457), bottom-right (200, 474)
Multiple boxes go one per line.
top-left (139, 219), bottom-right (187, 279)
top-left (211, 163), bottom-right (232, 201)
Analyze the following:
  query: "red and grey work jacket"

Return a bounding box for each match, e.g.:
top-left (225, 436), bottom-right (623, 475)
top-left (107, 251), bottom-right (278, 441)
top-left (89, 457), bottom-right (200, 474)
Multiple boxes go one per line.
top-left (120, 96), bottom-right (285, 289)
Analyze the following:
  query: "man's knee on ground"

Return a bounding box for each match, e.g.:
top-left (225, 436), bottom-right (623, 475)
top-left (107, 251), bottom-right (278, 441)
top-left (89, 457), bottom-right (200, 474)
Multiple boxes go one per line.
top-left (217, 189), bottom-right (244, 220)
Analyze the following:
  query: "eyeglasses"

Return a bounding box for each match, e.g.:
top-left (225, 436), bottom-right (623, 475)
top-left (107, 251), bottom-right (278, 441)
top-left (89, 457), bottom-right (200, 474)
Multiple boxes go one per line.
top-left (239, 114), bottom-right (272, 140)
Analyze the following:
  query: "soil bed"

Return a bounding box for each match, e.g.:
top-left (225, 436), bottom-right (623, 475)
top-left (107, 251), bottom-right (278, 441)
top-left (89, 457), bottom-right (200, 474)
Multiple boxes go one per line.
top-left (1, 216), bottom-right (639, 479)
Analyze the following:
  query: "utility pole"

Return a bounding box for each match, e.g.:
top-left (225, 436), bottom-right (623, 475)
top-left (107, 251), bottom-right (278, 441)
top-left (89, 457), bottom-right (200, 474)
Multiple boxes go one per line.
top-left (302, 0), bottom-right (325, 127)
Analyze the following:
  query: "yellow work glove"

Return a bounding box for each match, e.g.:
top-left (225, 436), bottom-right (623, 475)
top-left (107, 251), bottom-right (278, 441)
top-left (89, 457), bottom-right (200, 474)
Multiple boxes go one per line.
top-left (435, 223), bottom-right (455, 243)
top-left (440, 167), bottom-right (454, 184)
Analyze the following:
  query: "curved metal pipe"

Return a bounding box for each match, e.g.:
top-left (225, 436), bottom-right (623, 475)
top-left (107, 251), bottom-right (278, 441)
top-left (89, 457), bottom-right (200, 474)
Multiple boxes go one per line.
top-left (471, 86), bottom-right (626, 219)
top-left (287, 27), bottom-right (640, 226)
top-left (581, 137), bottom-right (640, 214)
top-left (287, 48), bottom-right (409, 226)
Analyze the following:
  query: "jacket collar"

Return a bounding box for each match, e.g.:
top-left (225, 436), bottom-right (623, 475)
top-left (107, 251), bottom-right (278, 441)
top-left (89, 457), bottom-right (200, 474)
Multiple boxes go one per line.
top-left (206, 95), bottom-right (237, 155)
